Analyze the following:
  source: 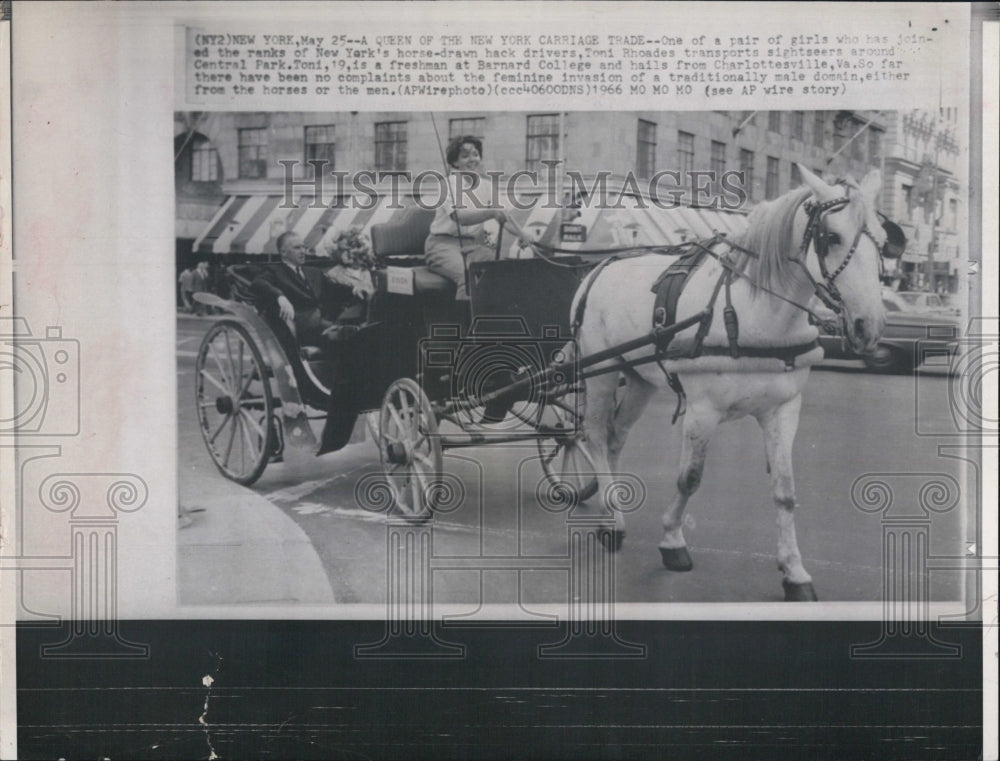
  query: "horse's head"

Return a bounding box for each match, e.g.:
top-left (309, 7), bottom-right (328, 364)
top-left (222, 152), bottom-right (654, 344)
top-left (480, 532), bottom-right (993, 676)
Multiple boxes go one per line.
top-left (797, 165), bottom-right (886, 354)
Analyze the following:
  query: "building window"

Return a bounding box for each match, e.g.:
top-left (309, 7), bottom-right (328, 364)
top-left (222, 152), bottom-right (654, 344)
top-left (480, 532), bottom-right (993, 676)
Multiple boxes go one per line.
top-left (636, 119), bottom-right (657, 178)
top-left (765, 156), bottom-right (780, 200)
top-left (901, 183), bottom-right (913, 220)
top-left (677, 131), bottom-right (695, 175)
top-left (739, 149), bottom-right (754, 200)
top-left (790, 163), bottom-right (802, 188)
top-left (868, 129), bottom-right (882, 164)
top-left (791, 111), bottom-right (804, 141)
top-left (949, 198), bottom-right (958, 230)
top-left (374, 121), bottom-right (407, 172)
top-left (768, 112), bottom-right (782, 132)
top-left (238, 128), bottom-right (268, 179)
top-left (190, 137), bottom-right (218, 182)
top-left (304, 125), bottom-right (336, 171)
top-left (710, 140), bottom-right (726, 179)
top-left (449, 117), bottom-right (486, 142)
top-left (526, 114), bottom-right (561, 172)
top-left (813, 112), bottom-right (825, 148)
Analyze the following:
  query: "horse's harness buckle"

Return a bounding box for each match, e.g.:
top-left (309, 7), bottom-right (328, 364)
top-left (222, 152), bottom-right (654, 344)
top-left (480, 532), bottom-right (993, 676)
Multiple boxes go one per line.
top-left (653, 306), bottom-right (667, 329)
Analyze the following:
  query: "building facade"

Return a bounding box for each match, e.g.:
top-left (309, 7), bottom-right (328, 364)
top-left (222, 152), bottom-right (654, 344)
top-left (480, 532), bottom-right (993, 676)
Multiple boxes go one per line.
top-left (179, 110), bottom-right (947, 282)
top-left (879, 109), bottom-right (963, 293)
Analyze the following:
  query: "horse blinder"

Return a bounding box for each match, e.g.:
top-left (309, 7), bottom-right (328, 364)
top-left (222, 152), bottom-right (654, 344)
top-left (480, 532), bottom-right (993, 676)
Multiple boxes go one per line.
top-left (879, 216), bottom-right (906, 260)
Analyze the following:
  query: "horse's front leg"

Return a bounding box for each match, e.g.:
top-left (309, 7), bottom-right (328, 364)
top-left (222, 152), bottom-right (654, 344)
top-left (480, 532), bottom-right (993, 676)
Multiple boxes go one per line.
top-left (756, 395), bottom-right (818, 602)
top-left (659, 402), bottom-right (720, 572)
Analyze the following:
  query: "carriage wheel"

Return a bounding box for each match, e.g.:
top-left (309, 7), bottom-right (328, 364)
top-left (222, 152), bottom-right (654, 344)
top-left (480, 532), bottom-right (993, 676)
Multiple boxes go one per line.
top-left (379, 378), bottom-right (444, 519)
top-left (536, 393), bottom-right (599, 504)
top-left (195, 320), bottom-right (274, 486)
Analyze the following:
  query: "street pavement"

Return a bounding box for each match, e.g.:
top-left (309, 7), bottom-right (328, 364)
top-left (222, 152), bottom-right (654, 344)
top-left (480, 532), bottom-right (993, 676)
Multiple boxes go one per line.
top-left (177, 313), bottom-right (970, 607)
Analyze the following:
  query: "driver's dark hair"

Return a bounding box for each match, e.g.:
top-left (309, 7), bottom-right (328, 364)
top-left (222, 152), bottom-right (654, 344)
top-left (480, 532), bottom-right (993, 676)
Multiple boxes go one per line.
top-left (446, 135), bottom-right (483, 168)
top-left (276, 231), bottom-right (298, 254)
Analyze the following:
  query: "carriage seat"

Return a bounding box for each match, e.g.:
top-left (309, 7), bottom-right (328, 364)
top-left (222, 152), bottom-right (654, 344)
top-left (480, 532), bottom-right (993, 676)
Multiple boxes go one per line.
top-left (370, 207), bottom-right (455, 295)
top-left (408, 266), bottom-right (453, 293)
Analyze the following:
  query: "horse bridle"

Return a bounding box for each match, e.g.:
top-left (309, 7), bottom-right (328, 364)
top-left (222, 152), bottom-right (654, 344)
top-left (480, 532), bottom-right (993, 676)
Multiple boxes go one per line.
top-left (793, 191), bottom-right (882, 314)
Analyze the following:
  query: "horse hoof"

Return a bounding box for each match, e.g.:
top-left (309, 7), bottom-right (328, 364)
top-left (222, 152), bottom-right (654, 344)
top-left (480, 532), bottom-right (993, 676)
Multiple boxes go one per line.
top-left (601, 529), bottom-right (625, 552)
top-left (659, 546), bottom-right (693, 572)
top-left (782, 580), bottom-right (819, 602)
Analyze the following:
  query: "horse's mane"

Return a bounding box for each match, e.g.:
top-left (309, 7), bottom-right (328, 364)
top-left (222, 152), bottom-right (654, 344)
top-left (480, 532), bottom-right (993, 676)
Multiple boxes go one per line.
top-left (731, 186), bottom-right (812, 294)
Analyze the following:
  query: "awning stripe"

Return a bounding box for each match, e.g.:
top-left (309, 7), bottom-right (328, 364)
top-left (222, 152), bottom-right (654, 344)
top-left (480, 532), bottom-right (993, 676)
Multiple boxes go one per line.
top-left (230, 195), bottom-right (282, 254)
top-left (343, 202), bottom-right (382, 235)
top-left (676, 206), bottom-right (716, 239)
top-left (312, 203), bottom-right (362, 253)
top-left (212, 195), bottom-right (268, 254)
top-left (300, 201), bottom-right (347, 253)
top-left (634, 205), bottom-right (683, 245)
top-left (245, 202), bottom-right (293, 255)
top-left (289, 204), bottom-right (330, 247)
top-left (194, 195), bottom-right (244, 255)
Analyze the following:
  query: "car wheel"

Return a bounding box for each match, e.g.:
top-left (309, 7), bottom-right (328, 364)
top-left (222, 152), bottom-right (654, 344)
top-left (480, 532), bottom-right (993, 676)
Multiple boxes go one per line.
top-left (863, 345), bottom-right (909, 374)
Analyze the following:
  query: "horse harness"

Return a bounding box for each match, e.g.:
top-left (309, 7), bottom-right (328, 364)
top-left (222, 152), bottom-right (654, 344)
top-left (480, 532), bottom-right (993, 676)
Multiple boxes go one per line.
top-left (571, 187), bottom-right (878, 424)
top-left (794, 194), bottom-right (883, 313)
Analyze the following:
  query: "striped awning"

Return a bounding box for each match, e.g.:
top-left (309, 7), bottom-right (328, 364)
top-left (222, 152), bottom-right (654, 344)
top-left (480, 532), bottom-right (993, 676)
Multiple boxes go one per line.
top-left (193, 193), bottom-right (749, 257)
top-left (497, 198), bottom-right (748, 257)
top-left (193, 194), bottom-right (412, 256)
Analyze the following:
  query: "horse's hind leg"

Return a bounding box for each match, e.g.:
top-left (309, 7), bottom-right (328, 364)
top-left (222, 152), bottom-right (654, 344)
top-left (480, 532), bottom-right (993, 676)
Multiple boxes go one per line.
top-left (607, 372), bottom-right (657, 472)
top-left (581, 372), bottom-right (628, 544)
top-left (659, 402), bottom-right (720, 572)
top-left (756, 395), bottom-right (818, 602)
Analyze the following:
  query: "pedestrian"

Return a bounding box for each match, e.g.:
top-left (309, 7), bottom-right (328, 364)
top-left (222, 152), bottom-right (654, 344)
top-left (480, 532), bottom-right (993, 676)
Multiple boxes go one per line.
top-left (191, 260), bottom-right (211, 315)
top-left (178, 266), bottom-right (194, 312)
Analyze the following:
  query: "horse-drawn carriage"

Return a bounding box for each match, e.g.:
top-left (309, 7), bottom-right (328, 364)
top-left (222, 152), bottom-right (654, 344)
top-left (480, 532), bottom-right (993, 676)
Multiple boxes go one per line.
top-left (194, 205), bottom-right (600, 505)
top-left (194, 167), bottom-right (895, 601)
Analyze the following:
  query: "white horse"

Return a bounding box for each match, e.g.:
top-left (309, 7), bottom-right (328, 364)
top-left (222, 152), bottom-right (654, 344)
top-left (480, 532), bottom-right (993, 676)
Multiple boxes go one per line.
top-left (569, 166), bottom-right (887, 601)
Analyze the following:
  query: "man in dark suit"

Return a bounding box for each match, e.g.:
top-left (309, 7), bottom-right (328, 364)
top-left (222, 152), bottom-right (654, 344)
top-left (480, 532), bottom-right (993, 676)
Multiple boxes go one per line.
top-left (250, 231), bottom-right (335, 346)
top-left (250, 230), bottom-right (361, 455)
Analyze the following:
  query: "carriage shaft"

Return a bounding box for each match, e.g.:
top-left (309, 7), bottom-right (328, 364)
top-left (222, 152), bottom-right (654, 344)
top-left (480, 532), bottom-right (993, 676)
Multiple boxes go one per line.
top-left (470, 309), bottom-right (709, 406)
top-left (438, 432), bottom-right (558, 448)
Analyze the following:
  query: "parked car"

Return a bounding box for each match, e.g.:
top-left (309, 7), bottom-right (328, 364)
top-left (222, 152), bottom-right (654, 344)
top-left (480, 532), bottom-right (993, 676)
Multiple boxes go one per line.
top-left (812, 289), bottom-right (961, 373)
top-left (895, 290), bottom-right (962, 316)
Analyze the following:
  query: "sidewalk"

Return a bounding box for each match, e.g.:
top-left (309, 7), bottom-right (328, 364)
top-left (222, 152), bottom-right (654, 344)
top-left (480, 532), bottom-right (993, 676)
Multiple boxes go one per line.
top-left (177, 308), bottom-right (336, 605)
top-left (177, 477), bottom-right (336, 605)
top-left (177, 467), bottom-right (336, 606)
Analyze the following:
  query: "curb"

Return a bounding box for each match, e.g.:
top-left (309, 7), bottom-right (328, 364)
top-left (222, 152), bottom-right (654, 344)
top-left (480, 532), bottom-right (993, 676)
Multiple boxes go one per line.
top-left (177, 463), bottom-right (336, 606)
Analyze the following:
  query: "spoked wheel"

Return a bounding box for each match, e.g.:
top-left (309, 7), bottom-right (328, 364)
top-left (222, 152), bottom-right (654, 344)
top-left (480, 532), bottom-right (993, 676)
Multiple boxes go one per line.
top-left (536, 391), bottom-right (599, 504)
top-left (379, 378), bottom-right (443, 520)
top-left (195, 320), bottom-right (274, 486)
